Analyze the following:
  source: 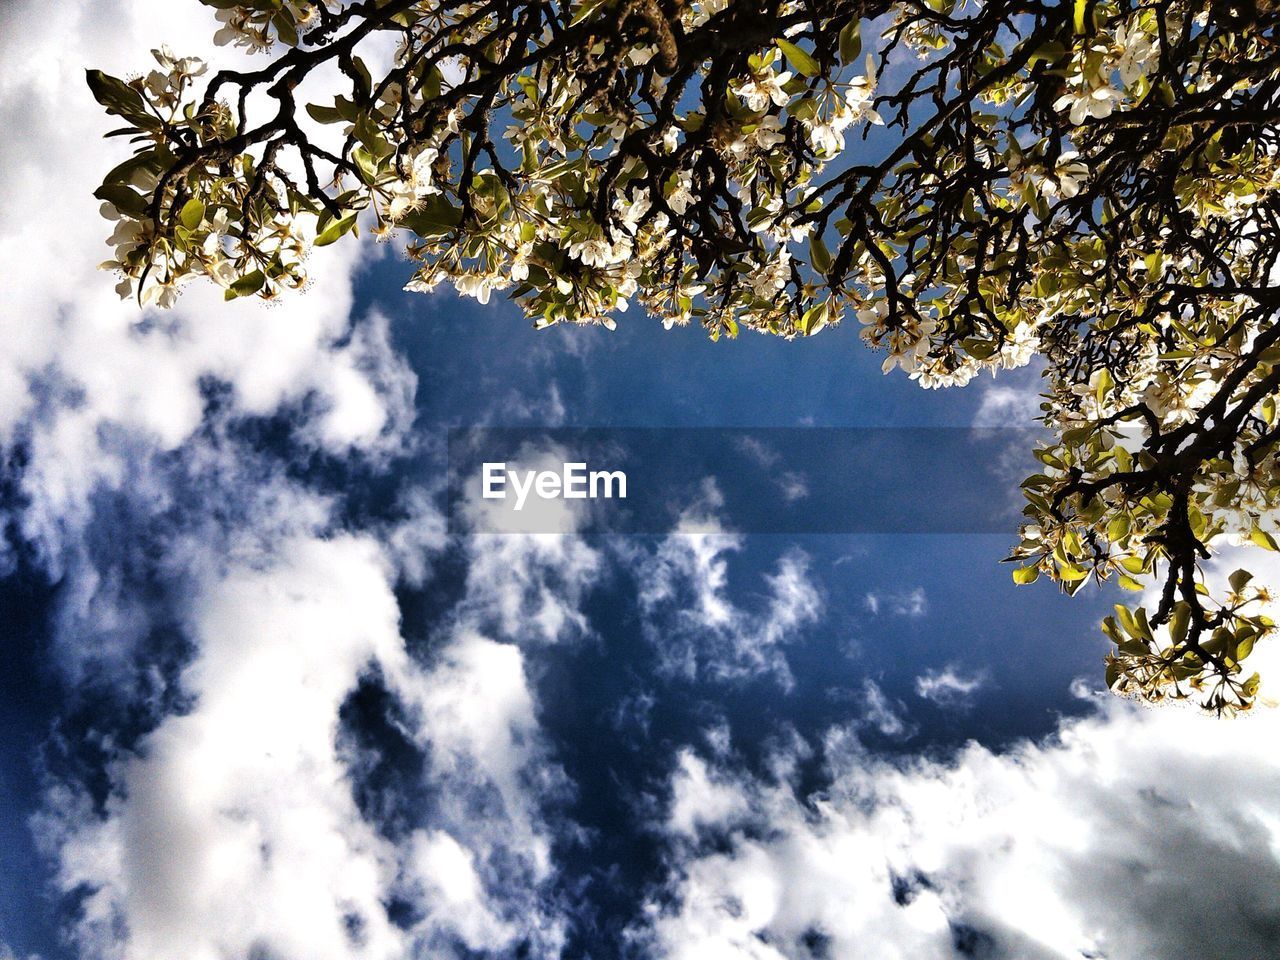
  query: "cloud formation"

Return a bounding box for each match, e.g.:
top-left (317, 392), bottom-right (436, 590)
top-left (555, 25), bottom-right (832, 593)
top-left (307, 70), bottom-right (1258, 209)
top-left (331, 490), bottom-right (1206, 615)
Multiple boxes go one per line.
top-left (863, 587), bottom-right (927, 618)
top-left (641, 691), bottom-right (1280, 960)
top-left (40, 537), bottom-right (413, 960)
top-left (637, 487), bottom-right (822, 688)
top-left (37, 525), bottom-right (589, 959)
top-left (0, 0), bottom-right (412, 576)
top-left (913, 666), bottom-right (988, 708)
top-left (8, 4), bottom-right (1280, 960)
top-left (637, 550), bottom-right (1280, 960)
top-left (1, 3), bottom-right (579, 957)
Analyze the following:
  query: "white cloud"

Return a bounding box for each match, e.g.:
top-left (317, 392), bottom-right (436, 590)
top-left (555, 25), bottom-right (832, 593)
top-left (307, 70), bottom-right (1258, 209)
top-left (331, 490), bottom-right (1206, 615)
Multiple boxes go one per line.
top-left (858, 679), bottom-right (913, 739)
top-left (1, 4), bottom-right (582, 956)
top-left (638, 550), bottom-right (1280, 960)
top-left (455, 442), bottom-right (604, 642)
top-left (401, 830), bottom-right (518, 951)
top-left (637, 492), bottom-right (821, 688)
top-left (735, 437), bottom-right (781, 470)
top-left (395, 629), bottom-right (560, 867)
top-left (666, 749), bottom-right (754, 840)
top-left (734, 437), bottom-right (809, 503)
top-left (38, 536), bottom-right (411, 960)
top-left (914, 666), bottom-right (989, 708)
top-left (863, 587), bottom-right (927, 618)
top-left (643, 538), bottom-right (1280, 957)
top-left (38, 526), bottom-right (580, 960)
top-left (380, 485), bottom-right (450, 590)
top-left (391, 628), bottom-right (572, 956)
top-left (460, 531), bottom-right (600, 646)
top-left (972, 382), bottom-right (1042, 427)
top-left (639, 692), bottom-right (1280, 960)
top-left (0, 0), bottom-right (412, 577)
top-left (776, 473), bottom-right (810, 503)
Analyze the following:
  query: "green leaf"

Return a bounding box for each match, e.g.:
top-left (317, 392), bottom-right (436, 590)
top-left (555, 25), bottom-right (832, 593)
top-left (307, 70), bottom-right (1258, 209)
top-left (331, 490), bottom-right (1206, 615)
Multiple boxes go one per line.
top-left (775, 38), bottom-right (820, 77)
top-left (351, 147), bottom-right (380, 184)
top-left (1134, 607), bottom-right (1155, 641)
top-left (808, 234), bottom-right (833, 276)
top-left (1033, 273), bottom-right (1059, 298)
top-left (1115, 604), bottom-right (1153, 641)
top-left (272, 10), bottom-right (299, 47)
top-left (305, 103), bottom-right (345, 124)
top-left (398, 195), bottom-right (462, 237)
top-left (1105, 659), bottom-right (1122, 689)
top-left (799, 302), bottom-right (829, 336)
top-left (1107, 514), bottom-right (1131, 542)
top-left (1102, 615), bottom-right (1123, 644)
top-left (569, 0), bottom-right (610, 23)
top-left (1169, 602), bottom-right (1190, 646)
top-left (314, 212), bottom-right (359, 247)
top-left (94, 184), bottom-right (149, 218)
top-left (838, 20), bottom-right (862, 64)
top-left (332, 96), bottom-right (360, 123)
top-left (1233, 632), bottom-right (1256, 663)
top-left (1117, 636), bottom-right (1148, 656)
top-left (1250, 527), bottom-right (1279, 552)
top-left (351, 56), bottom-right (373, 100)
top-left (1058, 563), bottom-right (1090, 582)
top-left (354, 113), bottom-right (393, 158)
top-left (101, 150), bottom-right (164, 189)
top-left (1119, 555), bottom-right (1145, 575)
top-left (85, 69), bottom-right (151, 125)
top-left (962, 338), bottom-right (997, 360)
top-left (1229, 568), bottom-right (1254, 593)
top-left (179, 198), bottom-right (205, 230)
top-left (229, 270), bottom-right (266, 298)
top-left (1012, 565), bottom-right (1040, 585)
top-left (1095, 367), bottom-right (1114, 403)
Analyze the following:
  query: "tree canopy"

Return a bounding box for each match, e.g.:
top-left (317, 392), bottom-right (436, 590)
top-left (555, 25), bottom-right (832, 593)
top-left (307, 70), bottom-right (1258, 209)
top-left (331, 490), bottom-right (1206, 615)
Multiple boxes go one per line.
top-left (89, 0), bottom-right (1280, 713)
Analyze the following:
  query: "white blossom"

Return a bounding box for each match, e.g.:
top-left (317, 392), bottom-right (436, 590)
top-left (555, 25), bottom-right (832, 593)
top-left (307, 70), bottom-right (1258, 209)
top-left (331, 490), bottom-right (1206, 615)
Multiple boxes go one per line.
top-left (733, 69), bottom-right (792, 112)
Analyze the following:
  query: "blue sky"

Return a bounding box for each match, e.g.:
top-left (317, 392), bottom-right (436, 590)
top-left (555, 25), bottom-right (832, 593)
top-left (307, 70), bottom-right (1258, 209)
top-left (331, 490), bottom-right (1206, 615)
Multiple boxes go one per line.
top-left (3, 3), bottom-right (1280, 960)
top-left (0, 278), bottom-right (1106, 954)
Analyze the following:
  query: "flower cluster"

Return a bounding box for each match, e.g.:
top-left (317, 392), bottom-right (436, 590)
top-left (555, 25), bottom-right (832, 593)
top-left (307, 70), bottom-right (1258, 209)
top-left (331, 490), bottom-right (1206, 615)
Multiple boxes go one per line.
top-left (1053, 14), bottom-right (1159, 126)
top-left (92, 47), bottom-right (313, 307)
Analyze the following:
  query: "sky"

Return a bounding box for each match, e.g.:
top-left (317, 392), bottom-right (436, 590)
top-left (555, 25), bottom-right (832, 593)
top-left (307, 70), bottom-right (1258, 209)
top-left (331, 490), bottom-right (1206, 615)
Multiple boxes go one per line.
top-left (2, 3), bottom-right (1280, 959)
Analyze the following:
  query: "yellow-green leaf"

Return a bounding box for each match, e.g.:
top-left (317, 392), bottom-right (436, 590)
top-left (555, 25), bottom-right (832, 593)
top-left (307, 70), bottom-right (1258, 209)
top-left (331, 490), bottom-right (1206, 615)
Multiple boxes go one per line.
top-left (775, 38), bottom-right (820, 77)
top-left (229, 270), bottom-right (265, 298)
top-left (305, 103), bottom-right (345, 124)
top-left (315, 212), bottom-right (358, 247)
top-left (1012, 565), bottom-right (1040, 585)
top-left (179, 198), bottom-right (205, 231)
top-left (809, 234), bottom-right (833, 276)
top-left (838, 20), bottom-right (862, 64)
top-left (1058, 563), bottom-right (1089, 582)
top-left (1251, 528), bottom-right (1280, 552)
top-left (1169, 602), bottom-right (1190, 645)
